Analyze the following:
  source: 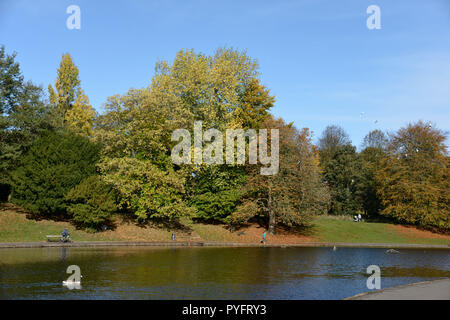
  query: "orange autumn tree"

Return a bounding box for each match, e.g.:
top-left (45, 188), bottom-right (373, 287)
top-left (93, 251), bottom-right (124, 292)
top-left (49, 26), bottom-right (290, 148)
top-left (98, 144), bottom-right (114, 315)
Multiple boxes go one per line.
top-left (230, 116), bottom-right (330, 234)
top-left (376, 121), bottom-right (449, 231)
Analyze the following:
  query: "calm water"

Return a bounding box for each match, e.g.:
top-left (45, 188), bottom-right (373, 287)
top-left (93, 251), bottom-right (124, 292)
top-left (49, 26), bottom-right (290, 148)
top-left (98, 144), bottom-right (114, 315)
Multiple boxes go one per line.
top-left (0, 246), bottom-right (449, 299)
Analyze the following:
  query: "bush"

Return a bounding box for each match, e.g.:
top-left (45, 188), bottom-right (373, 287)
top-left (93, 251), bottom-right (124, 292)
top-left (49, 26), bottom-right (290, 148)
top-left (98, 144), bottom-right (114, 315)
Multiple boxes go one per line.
top-left (65, 175), bottom-right (117, 230)
top-left (187, 166), bottom-right (246, 222)
top-left (190, 189), bottom-right (243, 222)
top-left (10, 130), bottom-right (100, 218)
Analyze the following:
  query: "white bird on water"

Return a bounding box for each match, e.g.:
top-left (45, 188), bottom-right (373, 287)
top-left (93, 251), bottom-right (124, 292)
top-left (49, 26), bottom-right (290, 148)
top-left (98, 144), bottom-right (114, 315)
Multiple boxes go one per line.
top-left (62, 275), bottom-right (82, 285)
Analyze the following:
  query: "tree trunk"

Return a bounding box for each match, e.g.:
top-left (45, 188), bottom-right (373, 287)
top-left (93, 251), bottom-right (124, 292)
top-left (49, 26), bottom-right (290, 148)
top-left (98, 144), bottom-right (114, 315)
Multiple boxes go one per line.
top-left (268, 187), bottom-right (275, 235)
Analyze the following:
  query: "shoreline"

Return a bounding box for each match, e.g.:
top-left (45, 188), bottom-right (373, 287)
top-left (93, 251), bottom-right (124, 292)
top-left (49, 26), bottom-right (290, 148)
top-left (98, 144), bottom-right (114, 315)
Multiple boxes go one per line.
top-left (0, 241), bottom-right (448, 249)
top-left (345, 278), bottom-right (450, 300)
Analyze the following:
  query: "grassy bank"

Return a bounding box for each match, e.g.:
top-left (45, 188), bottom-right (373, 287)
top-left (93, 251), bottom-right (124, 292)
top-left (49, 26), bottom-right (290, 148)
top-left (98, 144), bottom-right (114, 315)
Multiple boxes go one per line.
top-left (312, 215), bottom-right (449, 245)
top-left (0, 204), bottom-right (449, 245)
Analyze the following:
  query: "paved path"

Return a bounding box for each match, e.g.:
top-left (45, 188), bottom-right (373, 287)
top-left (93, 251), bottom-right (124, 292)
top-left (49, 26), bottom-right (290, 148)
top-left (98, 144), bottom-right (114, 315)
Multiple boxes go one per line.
top-left (0, 241), bottom-right (448, 249)
top-left (346, 279), bottom-right (450, 300)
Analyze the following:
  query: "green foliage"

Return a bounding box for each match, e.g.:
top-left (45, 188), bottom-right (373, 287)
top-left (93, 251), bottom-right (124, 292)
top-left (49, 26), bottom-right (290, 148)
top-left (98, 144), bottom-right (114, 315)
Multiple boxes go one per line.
top-left (48, 53), bottom-right (96, 136)
top-left (359, 145), bottom-right (386, 218)
top-left (0, 46), bottom-right (52, 194)
top-left (95, 47), bottom-right (269, 223)
top-left (318, 125), bottom-right (352, 167)
top-left (65, 175), bottom-right (117, 230)
top-left (188, 165), bottom-right (246, 222)
top-left (2, 46), bottom-right (448, 236)
top-left (95, 87), bottom-right (194, 222)
top-left (10, 130), bottom-right (101, 218)
top-left (322, 145), bottom-right (364, 215)
top-left (150, 47), bottom-right (261, 130)
top-left (0, 46), bottom-right (23, 115)
top-left (235, 78), bottom-right (275, 129)
top-left (98, 157), bottom-right (194, 222)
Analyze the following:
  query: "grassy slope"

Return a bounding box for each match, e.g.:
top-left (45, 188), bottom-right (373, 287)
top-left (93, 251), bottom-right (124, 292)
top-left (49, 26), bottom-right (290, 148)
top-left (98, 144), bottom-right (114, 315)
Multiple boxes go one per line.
top-left (0, 205), bottom-right (449, 245)
top-left (0, 206), bottom-right (175, 242)
top-left (312, 215), bottom-right (450, 245)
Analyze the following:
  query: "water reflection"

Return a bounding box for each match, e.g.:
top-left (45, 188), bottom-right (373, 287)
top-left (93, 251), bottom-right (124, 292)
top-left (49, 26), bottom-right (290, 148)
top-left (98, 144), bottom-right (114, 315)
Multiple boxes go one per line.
top-left (60, 247), bottom-right (66, 262)
top-left (0, 247), bottom-right (448, 299)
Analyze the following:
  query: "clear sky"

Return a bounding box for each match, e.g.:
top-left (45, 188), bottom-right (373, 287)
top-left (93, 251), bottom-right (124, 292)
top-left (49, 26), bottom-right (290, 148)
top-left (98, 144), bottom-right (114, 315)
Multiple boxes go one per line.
top-left (1, 0), bottom-right (449, 147)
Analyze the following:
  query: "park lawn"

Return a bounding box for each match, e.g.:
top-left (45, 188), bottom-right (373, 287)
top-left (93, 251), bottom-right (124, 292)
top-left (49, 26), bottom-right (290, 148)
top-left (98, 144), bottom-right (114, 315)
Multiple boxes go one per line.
top-left (312, 215), bottom-right (450, 245)
top-left (183, 216), bottom-right (450, 245)
top-left (1, 204), bottom-right (449, 245)
top-left (0, 205), bottom-right (175, 242)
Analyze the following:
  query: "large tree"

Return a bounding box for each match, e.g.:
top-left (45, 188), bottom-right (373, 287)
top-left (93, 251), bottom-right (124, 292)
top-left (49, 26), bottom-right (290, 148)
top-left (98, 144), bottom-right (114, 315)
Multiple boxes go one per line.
top-left (0, 46), bottom-right (23, 116)
top-left (94, 86), bottom-right (193, 222)
top-left (0, 46), bottom-right (51, 200)
top-left (376, 121), bottom-right (449, 231)
top-left (185, 65), bottom-right (274, 223)
top-left (48, 53), bottom-right (96, 136)
top-left (95, 48), bottom-right (271, 223)
top-left (318, 125), bottom-right (362, 216)
top-left (10, 130), bottom-right (101, 218)
top-left (359, 130), bottom-right (388, 218)
top-left (322, 144), bottom-right (364, 216)
top-left (318, 125), bottom-right (352, 167)
top-left (231, 116), bottom-right (330, 234)
top-left (361, 129), bottom-right (388, 150)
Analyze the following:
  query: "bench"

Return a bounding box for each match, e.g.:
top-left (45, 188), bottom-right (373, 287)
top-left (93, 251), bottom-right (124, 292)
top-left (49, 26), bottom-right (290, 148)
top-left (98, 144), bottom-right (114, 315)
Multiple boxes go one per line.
top-left (46, 235), bottom-right (71, 242)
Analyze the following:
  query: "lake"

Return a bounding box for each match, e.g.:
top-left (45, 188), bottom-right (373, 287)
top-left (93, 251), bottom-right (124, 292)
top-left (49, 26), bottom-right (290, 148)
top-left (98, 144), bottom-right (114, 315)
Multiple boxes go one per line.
top-left (0, 246), bottom-right (449, 299)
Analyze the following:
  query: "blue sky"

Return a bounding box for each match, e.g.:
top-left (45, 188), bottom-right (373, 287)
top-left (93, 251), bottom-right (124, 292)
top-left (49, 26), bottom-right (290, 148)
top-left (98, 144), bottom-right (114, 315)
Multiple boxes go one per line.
top-left (1, 0), bottom-right (449, 147)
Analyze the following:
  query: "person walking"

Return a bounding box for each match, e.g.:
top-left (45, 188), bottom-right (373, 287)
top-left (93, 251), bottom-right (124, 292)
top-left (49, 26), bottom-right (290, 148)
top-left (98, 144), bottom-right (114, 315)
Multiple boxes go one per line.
top-left (261, 231), bottom-right (267, 244)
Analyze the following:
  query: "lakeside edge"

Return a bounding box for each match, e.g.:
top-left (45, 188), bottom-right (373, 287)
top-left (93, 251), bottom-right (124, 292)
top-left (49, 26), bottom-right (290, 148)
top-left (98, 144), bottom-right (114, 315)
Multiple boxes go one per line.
top-left (0, 241), bottom-right (448, 249)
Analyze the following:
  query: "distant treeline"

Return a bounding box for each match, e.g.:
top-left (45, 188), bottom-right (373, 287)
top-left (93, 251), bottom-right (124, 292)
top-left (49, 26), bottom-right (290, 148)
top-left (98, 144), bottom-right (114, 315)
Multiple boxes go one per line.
top-left (0, 46), bottom-right (448, 233)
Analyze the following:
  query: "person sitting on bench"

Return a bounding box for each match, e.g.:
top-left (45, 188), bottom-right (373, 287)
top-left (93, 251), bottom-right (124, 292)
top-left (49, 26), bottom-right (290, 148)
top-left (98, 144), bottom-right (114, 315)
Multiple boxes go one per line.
top-left (61, 228), bottom-right (70, 242)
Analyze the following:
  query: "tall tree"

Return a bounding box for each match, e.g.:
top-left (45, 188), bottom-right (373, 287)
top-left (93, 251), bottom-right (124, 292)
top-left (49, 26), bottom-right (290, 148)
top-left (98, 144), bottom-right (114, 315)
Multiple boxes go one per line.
top-left (359, 130), bottom-right (388, 218)
top-left (318, 125), bottom-right (352, 167)
top-left (318, 125), bottom-right (351, 151)
top-left (0, 46), bottom-right (23, 116)
top-left (376, 121), bottom-right (449, 231)
top-left (186, 76), bottom-right (274, 223)
top-left (95, 87), bottom-right (194, 222)
top-left (231, 116), bottom-right (330, 234)
top-left (0, 46), bottom-right (51, 200)
top-left (95, 48), bottom-right (268, 223)
top-left (10, 130), bottom-right (101, 218)
top-left (235, 78), bottom-right (275, 129)
top-left (362, 129), bottom-right (388, 150)
top-left (322, 144), bottom-right (364, 215)
top-left (48, 53), bottom-right (96, 136)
